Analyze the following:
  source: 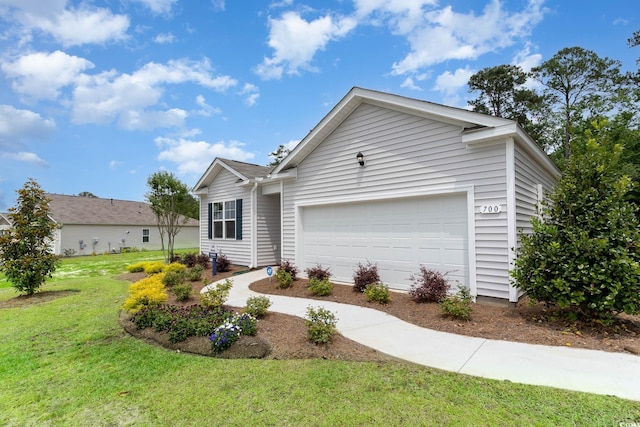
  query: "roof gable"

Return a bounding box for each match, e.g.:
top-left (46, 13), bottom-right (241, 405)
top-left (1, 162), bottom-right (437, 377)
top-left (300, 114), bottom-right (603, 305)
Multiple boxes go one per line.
top-left (272, 87), bottom-right (515, 174)
top-left (192, 158), bottom-right (272, 193)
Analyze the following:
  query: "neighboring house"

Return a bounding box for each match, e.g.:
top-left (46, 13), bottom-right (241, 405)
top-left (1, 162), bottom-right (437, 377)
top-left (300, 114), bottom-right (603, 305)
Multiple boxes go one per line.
top-left (0, 212), bottom-right (10, 236)
top-left (193, 87), bottom-right (559, 303)
top-left (44, 194), bottom-right (199, 256)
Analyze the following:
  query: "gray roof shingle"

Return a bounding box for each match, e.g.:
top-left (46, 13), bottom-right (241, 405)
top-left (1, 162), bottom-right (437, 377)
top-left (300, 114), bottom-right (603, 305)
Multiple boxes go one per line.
top-left (218, 158), bottom-right (272, 179)
top-left (46, 194), bottom-right (198, 226)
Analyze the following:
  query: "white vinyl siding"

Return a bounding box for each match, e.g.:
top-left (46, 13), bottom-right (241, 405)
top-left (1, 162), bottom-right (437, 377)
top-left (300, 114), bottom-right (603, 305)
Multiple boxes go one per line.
top-left (199, 169), bottom-right (251, 265)
top-left (281, 102), bottom-right (510, 298)
top-left (256, 193), bottom-right (281, 266)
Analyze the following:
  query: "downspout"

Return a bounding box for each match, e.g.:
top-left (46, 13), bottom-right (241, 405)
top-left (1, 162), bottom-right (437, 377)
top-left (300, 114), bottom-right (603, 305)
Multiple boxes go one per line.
top-left (250, 182), bottom-right (258, 268)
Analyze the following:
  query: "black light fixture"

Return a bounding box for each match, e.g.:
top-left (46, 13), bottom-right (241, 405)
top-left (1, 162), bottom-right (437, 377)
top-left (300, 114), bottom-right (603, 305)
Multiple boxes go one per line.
top-left (356, 152), bottom-right (365, 166)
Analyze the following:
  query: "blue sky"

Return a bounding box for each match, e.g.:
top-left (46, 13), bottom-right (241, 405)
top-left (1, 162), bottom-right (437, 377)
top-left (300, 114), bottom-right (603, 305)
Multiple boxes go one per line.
top-left (0, 0), bottom-right (637, 210)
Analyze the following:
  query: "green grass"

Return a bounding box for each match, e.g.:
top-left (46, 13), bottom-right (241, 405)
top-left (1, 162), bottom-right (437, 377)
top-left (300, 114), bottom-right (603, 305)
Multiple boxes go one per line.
top-left (1, 252), bottom-right (639, 426)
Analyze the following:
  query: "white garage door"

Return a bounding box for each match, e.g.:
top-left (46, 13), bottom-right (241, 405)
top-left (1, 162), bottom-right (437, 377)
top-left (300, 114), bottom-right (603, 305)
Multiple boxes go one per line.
top-left (300, 193), bottom-right (468, 290)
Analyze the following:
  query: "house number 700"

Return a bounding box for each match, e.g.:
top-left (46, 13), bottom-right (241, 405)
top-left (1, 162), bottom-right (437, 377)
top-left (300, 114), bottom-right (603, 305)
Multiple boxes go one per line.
top-left (481, 205), bottom-right (501, 214)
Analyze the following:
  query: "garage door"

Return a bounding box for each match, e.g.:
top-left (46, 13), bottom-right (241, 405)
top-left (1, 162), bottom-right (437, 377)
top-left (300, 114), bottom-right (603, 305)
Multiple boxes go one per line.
top-left (300, 193), bottom-right (468, 290)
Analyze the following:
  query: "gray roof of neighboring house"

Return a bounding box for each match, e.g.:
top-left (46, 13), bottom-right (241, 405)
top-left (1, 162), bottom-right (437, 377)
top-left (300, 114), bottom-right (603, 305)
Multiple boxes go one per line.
top-left (218, 158), bottom-right (272, 179)
top-left (46, 193), bottom-right (198, 226)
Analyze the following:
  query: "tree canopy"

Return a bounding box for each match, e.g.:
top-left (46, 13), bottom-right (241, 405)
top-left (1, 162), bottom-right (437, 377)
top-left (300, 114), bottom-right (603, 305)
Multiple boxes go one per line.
top-left (0, 178), bottom-right (60, 295)
top-left (145, 171), bottom-right (193, 262)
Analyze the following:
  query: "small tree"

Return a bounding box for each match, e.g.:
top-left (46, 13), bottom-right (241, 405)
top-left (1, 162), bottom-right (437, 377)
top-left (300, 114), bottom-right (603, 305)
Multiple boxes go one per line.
top-left (0, 178), bottom-right (60, 295)
top-left (512, 126), bottom-right (640, 321)
top-left (146, 171), bottom-right (192, 262)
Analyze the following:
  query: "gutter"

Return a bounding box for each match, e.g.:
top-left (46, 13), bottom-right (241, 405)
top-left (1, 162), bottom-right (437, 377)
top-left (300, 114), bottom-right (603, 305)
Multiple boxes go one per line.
top-left (249, 182), bottom-right (258, 269)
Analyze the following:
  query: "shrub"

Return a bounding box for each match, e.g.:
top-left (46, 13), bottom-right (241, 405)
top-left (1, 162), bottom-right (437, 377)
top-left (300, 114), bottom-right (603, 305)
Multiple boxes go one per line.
top-left (143, 261), bottom-right (166, 275)
top-left (164, 262), bottom-right (187, 274)
top-left (181, 252), bottom-right (198, 268)
top-left (364, 282), bottom-right (392, 304)
top-left (278, 259), bottom-right (298, 280)
top-left (305, 306), bottom-right (337, 344)
top-left (122, 274), bottom-right (168, 313)
top-left (196, 253), bottom-right (211, 269)
top-left (173, 283), bottom-right (192, 302)
top-left (244, 296), bottom-right (272, 318)
top-left (234, 313), bottom-right (257, 336)
top-left (307, 277), bottom-right (333, 296)
top-left (512, 133), bottom-right (640, 321)
top-left (409, 266), bottom-right (450, 303)
top-left (126, 262), bottom-right (146, 273)
top-left (216, 253), bottom-right (231, 272)
top-left (209, 322), bottom-right (242, 353)
top-left (353, 261), bottom-right (380, 293)
top-left (162, 269), bottom-right (186, 288)
top-left (440, 285), bottom-right (473, 320)
top-left (188, 265), bottom-right (204, 282)
top-left (276, 269), bottom-right (293, 289)
top-left (200, 279), bottom-right (233, 308)
top-left (305, 264), bottom-right (331, 281)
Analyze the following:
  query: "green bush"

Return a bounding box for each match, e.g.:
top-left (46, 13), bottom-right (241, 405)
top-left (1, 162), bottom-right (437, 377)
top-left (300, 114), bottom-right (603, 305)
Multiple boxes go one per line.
top-left (276, 268), bottom-right (293, 289)
top-left (278, 259), bottom-right (299, 280)
top-left (364, 282), bottom-right (392, 304)
top-left (188, 265), bottom-right (204, 282)
top-left (234, 313), bottom-right (257, 336)
top-left (244, 296), bottom-right (272, 318)
top-left (162, 269), bottom-right (186, 288)
top-left (307, 277), bottom-right (333, 296)
top-left (173, 283), bottom-right (192, 302)
top-left (440, 285), bottom-right (473, 320)
top-left (216, 253), bottom-right (231, 272)
top-left (512, 132), bottom-right (640, 321)
top-left (305, 306), bottom-right (337, 344)
top-left (200, 279), bottom-right (233, 308)
top-left (353, 261), bottom-right (380, 293)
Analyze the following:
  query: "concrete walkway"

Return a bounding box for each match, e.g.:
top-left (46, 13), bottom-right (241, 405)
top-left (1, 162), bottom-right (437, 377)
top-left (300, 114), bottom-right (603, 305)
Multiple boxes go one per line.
top-left (204, 268), bottom-right (640, 402)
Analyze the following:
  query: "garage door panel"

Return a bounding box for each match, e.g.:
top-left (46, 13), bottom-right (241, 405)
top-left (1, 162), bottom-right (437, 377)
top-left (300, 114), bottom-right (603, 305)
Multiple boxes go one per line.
top-left (301, 194), bottom-right (468, 290)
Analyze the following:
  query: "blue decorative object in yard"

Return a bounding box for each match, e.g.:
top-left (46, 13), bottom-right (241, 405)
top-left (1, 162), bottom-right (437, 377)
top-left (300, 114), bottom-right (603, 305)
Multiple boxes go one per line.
top-left (266, 266), bottom-right (273, 276)
top-left (209, 251), bottom-right (218, 276)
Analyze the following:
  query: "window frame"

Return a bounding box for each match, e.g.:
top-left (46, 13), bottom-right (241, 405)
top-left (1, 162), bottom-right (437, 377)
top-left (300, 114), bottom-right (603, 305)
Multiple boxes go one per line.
top-left (142, 228), bottom-right (150, 243)
top-left (211, 199), bottom-right (239, 240)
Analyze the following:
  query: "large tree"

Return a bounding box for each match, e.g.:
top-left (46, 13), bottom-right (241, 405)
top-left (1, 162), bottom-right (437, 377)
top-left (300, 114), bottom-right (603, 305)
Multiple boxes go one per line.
top-left (267, 144), bottom-right (290, 167)
top-left (145, 171), bottom-right (193, 262)
top-left (0, 178), bottom-right (60, 295)
top-left (532, 46), bottom-right (624, 159)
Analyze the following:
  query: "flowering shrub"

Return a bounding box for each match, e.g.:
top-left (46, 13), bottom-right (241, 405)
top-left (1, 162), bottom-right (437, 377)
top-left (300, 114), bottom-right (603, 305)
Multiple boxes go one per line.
top-left (122, 274), bottom-right (168, 313)
top-left (164, 262), bottom-right (187, 274)
top-left (244, 296), bottom-right (272, 318)
top-left (409, 266), bottom-right (450, 303)
top-left (126, 262), bottom-right (146, 273)
top-left (353, 261), bottom-right (380, 293)
top-left (305, 306), bottom-right (338, 344)
top-left (200, 279), bottom-right (233, 308)
top-left (233, 313), bottom-right (257, 336)
top-left (209, 322), bottom-right (242, 353)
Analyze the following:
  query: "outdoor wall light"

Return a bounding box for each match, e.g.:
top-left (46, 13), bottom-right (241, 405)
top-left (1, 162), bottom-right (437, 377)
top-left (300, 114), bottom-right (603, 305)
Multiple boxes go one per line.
top-left (356, 152), bottom-right (365, 166)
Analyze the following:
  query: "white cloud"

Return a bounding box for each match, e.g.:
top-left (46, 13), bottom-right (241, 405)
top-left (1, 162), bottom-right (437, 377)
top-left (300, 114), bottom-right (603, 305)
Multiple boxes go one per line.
top-left (433, 67), bottom-right (475, 95)
top-left (71, 58), bottom-right (237, 129)
top-left (255, 11), bottom-right (357, 79)
top-left (153, 33), bottom-right (176, 44)
top-left (1, 50), bottom-right (94, 100)
top-left (240, 83), bottom-right (260, 106)
top-left (0, 104), bottom-right (56, 141)
top-left (355, 0), bottom-right (547, 76)
top-left (1, 151), bottom-right (48, 166)
top-left (194, 95), bottom-right (221, 117)
top-left (284, 139), bottom-right (299, 150)
top-left (433, 67), bottom-right (475, 106)
top-left (134, 0), bottom-right (178, 15)
top-left (109, 160), bottom-right (123, 169)
top-left (155, 137), bottom-right (255, 174)
top-left (19, 5), bottom-right (130, 46)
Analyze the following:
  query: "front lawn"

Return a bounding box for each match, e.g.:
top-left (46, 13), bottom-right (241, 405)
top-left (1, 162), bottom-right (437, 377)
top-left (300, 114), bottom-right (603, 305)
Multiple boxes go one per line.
top-left (0, 251), bottom-right (639, 426)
